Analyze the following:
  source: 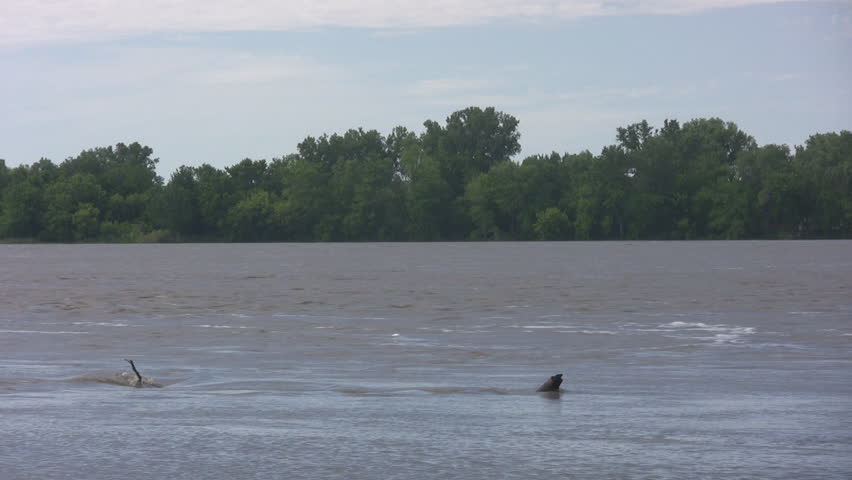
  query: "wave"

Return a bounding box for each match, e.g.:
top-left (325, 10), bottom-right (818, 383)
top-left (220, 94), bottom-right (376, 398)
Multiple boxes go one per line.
top-left (656, 321), bottom-right (756, 345)
top-left (192, 324), bottom-right (250, 329)
top-left (70, 372), bottom-right (163, 388)
top-left (0, 378), bottom-right (49, 390)
top-left (0, 329), bottom-right (89, 335)
top-left (515, 325), bottom-right (619, 335)
top-left (335, 386), bottom-right (513, 396)
top-left (71, 321), bottom-right (129, 327)
top-left (579, 330), bottom-right (619, 335)
top-left (519, 325), bottom-right (574, 329)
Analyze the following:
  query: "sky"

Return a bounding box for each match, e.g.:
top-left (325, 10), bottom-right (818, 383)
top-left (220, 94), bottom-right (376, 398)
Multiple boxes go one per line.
top-left (1, 0), bottom-right (850, 176)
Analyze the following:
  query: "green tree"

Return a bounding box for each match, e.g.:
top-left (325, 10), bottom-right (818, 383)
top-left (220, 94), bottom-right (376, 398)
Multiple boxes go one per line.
top-left (534, 207), bottom-right (572, 240)
top-left (465, 161), bottom-right (522, 240)
top-left (422, 107), bottom-right (521, 196)
top-left (793, 131), bottom-right (852, 237)
top-left (277, 156), bottom-right (334, 240)
top-left (41, 173), bottom-right (105, 241)
top-left (0, 180), bottom-right (43, 238)
top-left (515, 153), bottom-right (569, 237)
top-left (72, 203), bottom-right (101, 241)
top-left (194, 164), bottom-right (236, 236)
top-left (226, 158), bottom-right (269, 194)
top-left (160, 166), bottom-right (200, 237)
top-left (226, 190), bottom-right (279, 241)
top-left (402, 148), bottom-right (452, 240)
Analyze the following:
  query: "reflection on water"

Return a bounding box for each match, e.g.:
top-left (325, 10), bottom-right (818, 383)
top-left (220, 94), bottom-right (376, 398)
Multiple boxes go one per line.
top-left (1, 242), bottom-right (851, 479)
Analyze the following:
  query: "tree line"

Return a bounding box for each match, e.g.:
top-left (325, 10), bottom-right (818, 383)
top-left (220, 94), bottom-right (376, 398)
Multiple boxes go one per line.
top-left (1, 107), bottom-right (850, 242)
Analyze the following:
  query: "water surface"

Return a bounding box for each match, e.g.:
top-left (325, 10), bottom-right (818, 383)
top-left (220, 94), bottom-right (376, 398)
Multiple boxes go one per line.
top-left (1, 242), bottom-right (850, 479)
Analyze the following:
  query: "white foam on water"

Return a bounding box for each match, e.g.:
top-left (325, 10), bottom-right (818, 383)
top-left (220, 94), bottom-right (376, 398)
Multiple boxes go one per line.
top-left (660, 321), bottom-right (712, 329)
top-left (518, 324), bottom-right (619, 335)
top-left (655, 321), bottom-right (756, 345)
top-left (72, 321), bottom-right (128, 327)
top-left (747, 342), bottom-right (809, 350)
top-left (520, 325), bottom-right (570, 329)
top-left (707, 334), bottom-right (744, 344)
top-left (192, 324), bottom-right (250, 329)
top-left (380, 334), bottom-right (435, 347)
top-left (579, 330), bottom-right (619, 335)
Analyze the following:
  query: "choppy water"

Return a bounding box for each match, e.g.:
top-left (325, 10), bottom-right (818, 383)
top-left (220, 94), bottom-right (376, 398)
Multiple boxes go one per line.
top-left (1, 242), bottom-right (851, 479)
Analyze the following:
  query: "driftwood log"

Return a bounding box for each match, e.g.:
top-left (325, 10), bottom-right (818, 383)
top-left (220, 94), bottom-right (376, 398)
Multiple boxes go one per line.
top-left (536, 373), bottom-right (563, 392)
top-left (124, 359), bottom-right (144, 387)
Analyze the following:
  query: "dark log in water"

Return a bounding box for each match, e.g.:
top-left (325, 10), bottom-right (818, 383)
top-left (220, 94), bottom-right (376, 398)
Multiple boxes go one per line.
top-left (124, 359), bottom-right (143, 387)
top-left (536, 373), bottom-right (563, 392)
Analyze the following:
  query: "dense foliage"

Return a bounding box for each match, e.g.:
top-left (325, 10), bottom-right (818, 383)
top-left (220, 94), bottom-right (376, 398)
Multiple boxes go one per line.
top-left (1, 107), bottom-right (850, 242)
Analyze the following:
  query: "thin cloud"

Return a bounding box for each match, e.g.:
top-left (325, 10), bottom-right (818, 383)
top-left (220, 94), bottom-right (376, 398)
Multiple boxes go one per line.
top-left (558, 86), bottom-right (663, 100)
top-left (419, 93), bottom-right (535, 108)
top-left (407, 77), bottom-right (495, 96)
top-left (1, 0), bottom-right (803, 46)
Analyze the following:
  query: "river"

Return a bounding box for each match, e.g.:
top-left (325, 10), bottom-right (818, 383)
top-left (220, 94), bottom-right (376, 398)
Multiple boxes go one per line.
top-left (1, 242), bottom-right (850, 479)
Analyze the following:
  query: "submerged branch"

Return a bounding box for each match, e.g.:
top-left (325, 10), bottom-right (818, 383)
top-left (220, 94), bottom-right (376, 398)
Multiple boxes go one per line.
top-left (124, 359), bottom-right (143, 387)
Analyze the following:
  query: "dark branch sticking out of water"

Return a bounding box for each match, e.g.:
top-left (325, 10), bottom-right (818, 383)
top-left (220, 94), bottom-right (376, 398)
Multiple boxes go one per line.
top-left (124, 359), bottom-right (143, 387)
top-left (123, 359), bottom-right (163, 388)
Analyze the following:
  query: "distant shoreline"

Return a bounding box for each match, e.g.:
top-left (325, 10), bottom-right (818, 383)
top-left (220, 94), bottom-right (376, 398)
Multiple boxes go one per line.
top-left (2, 109), bottom-right (849, 243)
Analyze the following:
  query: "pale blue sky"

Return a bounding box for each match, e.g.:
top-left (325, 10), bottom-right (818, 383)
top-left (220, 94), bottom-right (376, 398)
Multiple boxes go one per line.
top-left (1, 0), bottom-right (850, 176)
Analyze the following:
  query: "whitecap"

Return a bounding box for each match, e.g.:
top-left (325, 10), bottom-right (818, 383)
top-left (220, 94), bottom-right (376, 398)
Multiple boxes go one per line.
top-left (192, 324), bottom-right (250, 329)
top-left (380, 334), bottom-right (434, 347)
top-left (656, 321), bottom-right (755, 345)
top-left (72, 321), bottom-right (128, 327)
top-left (659, 321), bottom-right (711, 329)
top-left (519, 325), bottom-right (576, 329)
top-left (708, 334), bottom-right (745, 344)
